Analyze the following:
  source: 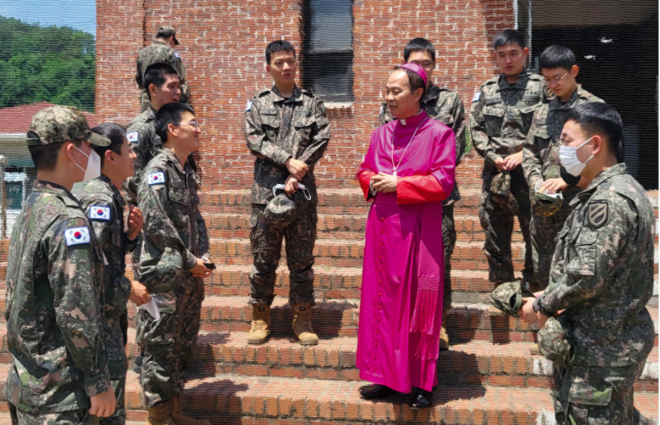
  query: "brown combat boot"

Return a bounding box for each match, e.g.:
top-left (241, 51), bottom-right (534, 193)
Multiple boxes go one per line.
top-left (169, 397), bottom-right (210, 425)
top-left (147, 402), bottom-right (174, 425)
top-left (292, 303), bottom-right (319, 345)
top-left (529, 343), bottom-right (541, 356)
top-left (247, 304), bottom-right (270, 344)
top-left (439, 310), bottom-right (450, 351)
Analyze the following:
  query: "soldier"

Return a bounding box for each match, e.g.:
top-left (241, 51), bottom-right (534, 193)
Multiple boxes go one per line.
top-left (136, 102), bottom-right (211, 425)
top-left (244, 40), bottom-right (331, 346)
top-left (469, 29), bottom-right (547, 295)
top-left (378, 37), bottom-right (465, 351)
top-left (520, 103), bottom-right (654, 424)
top-left (136, 26), bottom-right (190, 109)
top-left (522, 45), bottom-right (604, 288)
top-left (4, 106), bottom-right (116, 423)
top-left (77, 123), bottom-right (151, 425)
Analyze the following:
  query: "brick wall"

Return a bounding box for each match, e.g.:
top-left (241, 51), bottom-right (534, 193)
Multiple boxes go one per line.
top-left (96, 0), bottom-right (515, 191)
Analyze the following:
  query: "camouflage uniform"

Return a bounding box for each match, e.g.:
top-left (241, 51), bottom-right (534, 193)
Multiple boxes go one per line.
top-left (533, 164), bottom-right (654, 424)
top-left (124, 105), bottom-right (161, 203)
top-left (469, 72), bottom-right (546, 284)
top-left (4, 106), bottom-right (111, 424)
top-left (379, 82), bottom-right (466, 310)
top-left (522, 86), bottom-right (604, 287)
top-left (77, 175), bottom-right (139, 425)
top-left (136, 147), bottom-right (209, 408)
top-left (136, 39), bottom-right (190, 108)
top-left (244, 85), bottom-right (330, 306)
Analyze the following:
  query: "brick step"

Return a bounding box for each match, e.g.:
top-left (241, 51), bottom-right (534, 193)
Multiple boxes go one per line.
top-left (208, 238), bottom-right (526, 270)
top-left (205, 212), bottom-right (523, 243)
top-left (15, 369), bottom-right (658, 425)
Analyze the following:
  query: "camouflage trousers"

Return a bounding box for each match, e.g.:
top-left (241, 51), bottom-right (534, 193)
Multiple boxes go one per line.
top-left (137, 277), bottom-right (204, 408)
top-left (100, 314), bottom-right (128, 425)
top-left (249, 203), bottom-right (317, 306)
top-left (442, 204), bottom-right (457, 312)
top-left (479, 169), bottom-right (535, 285)
top-left (530, 187), bottom-right (579, 289)
top-left (553, 362), bottom-right (650, 425)
top-left (9, 404), bottom-right (97, 425)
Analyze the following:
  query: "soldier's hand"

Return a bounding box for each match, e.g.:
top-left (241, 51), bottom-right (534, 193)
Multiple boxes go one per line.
top-left (503, 151), bottom-right (523, 170)
top-left (189, 258), bottom-right (212, 278)
top-left (285, 158), bottom-right (308, 180)
top-left (284, 175), bottom-right (299, 196)
top-left (518, 297), bottom-right (538, 324)
top-left (129, 281), bottom-right (151, 306)
top-left (494, 157), bottom-right (507, 172)
top-left (89, 388), bottom-right (116, 418)
top-left (127, 205), bottom-right (144, 240)
top-left (539, 178), bottom-right (568, 194)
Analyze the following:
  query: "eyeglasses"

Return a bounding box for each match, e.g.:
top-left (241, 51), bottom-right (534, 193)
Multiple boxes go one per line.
top-left (173, 120), bottom-right (200, 130)
top-left (544, 71), bottom-right (568, 86)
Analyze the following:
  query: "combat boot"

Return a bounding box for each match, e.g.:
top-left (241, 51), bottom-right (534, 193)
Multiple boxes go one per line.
top-left (439, 310), bottom-right (449, 351)
top-left (292, 303), bottom-right (319, 345)
top-left (147, 402), bottom-right (174, 425)
top-left (247, 304), bottom-right (270, 344)
top-left (169, 397), bottom-right (210, 425)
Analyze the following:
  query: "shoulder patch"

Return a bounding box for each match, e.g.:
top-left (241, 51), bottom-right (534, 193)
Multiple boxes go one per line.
top-left (148, 171), bottom-right (166, 185)
top-left (472, 92), bottom-right (481, 103)
top-left (127, 132), bottom-right (139, 143)
top-left (544, 85), bottom-right (556, 101)
top-left (64, 227), bottom-right (91, 246)
top-left (245, 100), bottom-right (252, 112)
top-left (89, 205), bottom-right (111, 221)
top-left (587, 201), bottom-right (609, 228)
top-left (174, 52), bottom-right (181, 59)
top-left (379, 105), bottom-right (384, 116)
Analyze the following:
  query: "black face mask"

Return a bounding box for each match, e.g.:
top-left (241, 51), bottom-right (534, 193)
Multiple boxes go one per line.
top-left (560, 165), bottom-right (581, 187)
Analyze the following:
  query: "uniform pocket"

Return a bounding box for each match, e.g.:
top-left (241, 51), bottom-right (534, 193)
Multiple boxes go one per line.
top-left (483, 104), bottom-right (506, 135)
top-left (293, 114), bottom-right (315, 147)
top-left (520, 105), bottom-right (539, 131)
top-left (566, 231), bottom-right (598, 276)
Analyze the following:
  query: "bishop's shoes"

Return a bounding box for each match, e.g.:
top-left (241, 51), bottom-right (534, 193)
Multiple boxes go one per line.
top-left (359, 384), bottom-right (434, 408)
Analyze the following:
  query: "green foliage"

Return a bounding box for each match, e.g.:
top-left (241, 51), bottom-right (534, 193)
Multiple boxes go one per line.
top-left (0, 16), bottom-right (96, 111)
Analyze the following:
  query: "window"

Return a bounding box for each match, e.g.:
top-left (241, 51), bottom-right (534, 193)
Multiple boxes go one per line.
top-left (301, 0), bottom-right (354, 103)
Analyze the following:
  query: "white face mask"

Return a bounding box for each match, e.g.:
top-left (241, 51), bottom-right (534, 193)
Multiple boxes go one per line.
top-left (73, 146), bottom-right (101, 181)
top-left (559, 136), bottom-right (594, 177)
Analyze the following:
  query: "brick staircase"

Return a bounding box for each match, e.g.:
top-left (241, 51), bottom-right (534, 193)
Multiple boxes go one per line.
top-left (0, 188), bottom-right (657, 424)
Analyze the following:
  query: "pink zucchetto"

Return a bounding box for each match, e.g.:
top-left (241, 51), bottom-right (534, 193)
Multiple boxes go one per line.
top-left (399, 62), bottom-right (428, 86)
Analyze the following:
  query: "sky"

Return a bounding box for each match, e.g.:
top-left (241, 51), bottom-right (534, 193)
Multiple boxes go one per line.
top-left (0, 0), bottom-right (96, 36)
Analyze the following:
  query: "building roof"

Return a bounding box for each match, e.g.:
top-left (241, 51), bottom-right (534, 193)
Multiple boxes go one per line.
top-left (0, 102), bottom-right (99, 135)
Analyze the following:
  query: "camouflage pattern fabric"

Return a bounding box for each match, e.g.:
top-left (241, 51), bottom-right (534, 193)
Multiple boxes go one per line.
top-left (522, 86), bottom-right (604, 288)
top-left (136, 39), bottom-right (190, 107)
top-left (536, 164), bottom-right (654, 424)
top-left (77, 175), bottom-right (138, 424)
top-left (538, 316), bottom-right (573, 368)
top-left (4, 181), bottom-right (111, 414)
top-left (124, 105), bottom-right (161, 202)
top-left (379, 82), bottom-right (466, 206)
top-left (9, 403), bottom-right (98, 425)
top-left (489, 170), bottom-right (511, 196)
top-left (488, 280), bottom-right (534, 317)
top-left (26, 105), bottom-right (110, 147)
top-left (479, 169), bottom-right (535, 284)
top-left (263, 191), bottom-right (311, 229)
top-left (530, 184), bottom-right (563, 218)
top-left (244, 85), bottom-right (330, 205)
top-left (136, 148), bottom-right (209, 408)
top-left (470, 72), bottom-right (546, 286)
top-left (379, 82), bottom-right (465, 311)
top-left (249, 203), bottom-right (317, 306)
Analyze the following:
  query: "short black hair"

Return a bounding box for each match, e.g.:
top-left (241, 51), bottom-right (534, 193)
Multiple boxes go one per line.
top-left (493, 29), bottom-right (526, 50)
top-left (403, 37), bottom-right (436, 63)
top-left (155, 102), bottom-right (196, 144)
top-left (539, 45), bottom-right (576, 71)
top-left (27, 136), bottom-right (82, 171)
top-left (265, 40), bottom-right (296, 65)
top-left (393, 66), bottom-right (427, 101)
top-left (565, 102), bottom-right (623, 162)
top-left (143, 63), bottom-right (179, 99)
top-left (91, 123), bottom-right (126, 167)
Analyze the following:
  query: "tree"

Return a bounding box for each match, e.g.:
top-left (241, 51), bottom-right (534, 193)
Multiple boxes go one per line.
top-left (0, 16), bottom-right (96, 111)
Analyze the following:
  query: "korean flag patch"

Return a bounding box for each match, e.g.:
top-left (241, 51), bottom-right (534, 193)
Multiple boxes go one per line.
top-left (245, 100), bottom-right (252, 112)
top-left (472, 91), bottom-right (481, 103)
top-left (148, 171), bottom-right (166, 185)
top-left (127, 132), bottom-right (139, 143)
top-left (89, 205), bottom-right (111, 221)
top-left (175, 52), bottom-right (181, 59)
top-left (64, 227), bottom-right (91, 247)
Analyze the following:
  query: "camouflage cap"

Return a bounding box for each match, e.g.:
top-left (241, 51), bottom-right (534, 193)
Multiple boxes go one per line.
top-left (156, 26), bottom-right (179, 45)
top-left (538, 316), bottom-right (574, 368)
top-left (531, 182), bottom-right (563, 217)
top-left (27, 106), bottom-right (110, 147)
top-left (490, 171), bottom-right (511, 196)
top-left (488, 280), bottom-right (535, 317)
top-left (264, 191), bottom-right (310, 230)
